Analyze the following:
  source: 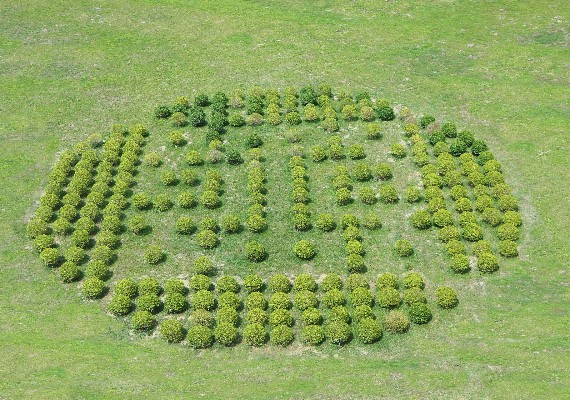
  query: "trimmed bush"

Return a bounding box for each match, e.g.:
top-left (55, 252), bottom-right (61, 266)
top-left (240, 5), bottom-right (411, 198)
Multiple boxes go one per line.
top-left (131, 311), bottom-right (156, 332)
top-left (403, 272), bottom-right (424, 289)
top-left (377, 287), bottom-right (401, 308)
top-left (503, 211), bottom-right (522, 226)
top-left (244, 240), bottom-right (266, 262)
top-left (405, 187), bottom-right (422, 203)
top-left (375, 162), bottom-right (392, 180)
top-left (164, 293), bottom-right (187, 314)
top-left (128, 215), bottom-right (148, 235)
top-left (217, 276), bottom-right (239, 293)
top-left (403, 288), bottom-right (427, 305)
top-left (408, 303), bottom-right (432, 324)
top-left (154, 194), bottom-right (172, 212)
top-left (144, 245), bottom-right (164, 264)
top-left (356, 318), bottom-right (382, 344)
top-left (450, 254), bottom-right (471, 273)
top-left (139, 277), bottom-right (161, 296)
top-left (295, 290), bottom-right (318, 311)
top-left (322, 274), bottom-right (343, 292)
top-left (269, 274), bottom-right (291, 293)
top-left (220, 214), bottom-right (240, 233)
top-left (379, 184), bottom-right (398, 203)
top-left (438, 225), bottom-right (460, 243)
top-left (376, 272), bottom-right (398, 289)
top-left (40, 247), bottom-right (61, 268)
top-left (477, 252), bottom-right (499, 273)
top-left (482, 207), bottom-right (503, 226)
top-left (86, 260), bottom-right (110, 281)
top-left (385, 310), bottom-right (410, 333)
top-left (310, 145), bottom-right (327, 162)
top-left (270, 325), bottom-right (295, 347)
top-left (499, 240), bottom-right (519, 257)
top-left (294, 240), bottom-right (315, 260)
top-left (269, 292), bottom-right (292, 310)
top-left (193, 255), bottom-right (214, 276)
top-left (83, 277), bottom-right (106, 299)
top-left (214, 322), bottom-right (239, 346)
top-left (218, 292), bottom-right (241, 310)
top-left (303, 325), bottom-right (325, 345)
top-left (244, 274), bottom-right (264, 293)
top-left (243, 323), bottom-right (268, 346)
top-left (446, 239), bottom-right (466, 256)
top-left (366, 122), bottom-right (382, 139)
top-left (196, 229), bottom-right (218, 249)
top-left (190, 310), bottom-right (214, 328)
top-left (395, 239), bottom-right (414, 257)
top-left (269, 309), bottom-right (294, 327)
top-left (108, 294), bottom-right (132, 316)
top-left (411, 210), bottom-right (432, 229)
top-left (216, 307), bottom-right (239, 327)
top-left (327, 321), bottom-right (352, 345)
top-left (136, 294), bottom-right (161, 313)
top-left (323, 289), bottom-right (346, 309)
top-left (462, 223), bottom-right (483, 242)
top-left (351, 287), bottom-right (374, 307)
top-left (348, 144), bottom-right (365, 160)
top-left (246, 308), bottom-right (267, 325)
top-left (59, 261), bottom-right (80, 283)
top-left (346, 273), bottom-right (369, 291)
top-left (472, 240), bottom-right (493, 256)
top-left (436, 286), bottom-right (459, 309)
top-left (192, 290), bottom-right (216, 310)
top-left (187, 325), bottom-right (214, 349)
top-left (175, 216), bottom-right (195, 235)
top-left (497, 224), bottom-right (520, 241)
top-left (160, 319), bottom-right (184, 343)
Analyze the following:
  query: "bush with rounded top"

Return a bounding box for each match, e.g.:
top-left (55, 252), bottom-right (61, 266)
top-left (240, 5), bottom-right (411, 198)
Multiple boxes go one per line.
top-left (284, 111), bottom-right (301, 125)
top-left (86, 260), bottom-right (110, 281)
top-left (320, 274), bottom-right (341, 293)
top-left (462, 223), bottom-right (483, 242)
top-left (405, 187), bottom-right (421, 203)
top-left (155, 105), bottom-right (172, 119)
top-left (218, 292), bottom-right (241, 310)
top-left (246, 214), bottom-right (266, 233)
top-left (303, 325), bottom-right (325, 345)
top-left (70, 229), bottom-right (90, 249)
top-left (295, 290), bottom-right (318, 311)
top-left (244, 240), bottom-right (266, 262)
top-left (345, 240), bottom-right (364, 256)
top-left (433, 209), bottom-right (454, 228)
top-left (226, 149), bottom-right (243, 165)
top-left (59, 261), bottom-right (80, 283)
top-left (269, 309), bottom-right (294, 327)
top-left (216, 307), bottom-right (239, 327)
top-left (376, 272), bottom-right (398, 289)
top-left (472, 240), bottom-right (493, 257)
top-left (471, 139), bottom-right (488, 155)
top-left (351, 287), bottom-right (374, 307)
top-left (163, 278), bottom-right (186, 296)
top-left (153, 194), bottom-right (172, 212)
top-left (377, 287), bottom-right (401, 308)
top-left (220, 214), bottom-right (240, 233)
top-left (217, 276), bottom-right (239, 293)
top-left (144, 245), bottom-right (164, 264)
top-left (214, 322), bottom-right (238, 346)
top-left (314, 213), bottom-right (335, 232)
top-left (228, 113), bottom-right (245, 127)
top-left (482, 207), bottom-right (503, 226)
top-left (322, 117), bottom-right (339, 132)
top-left (379, 184), bottom-right (398, 203)
top-left (403, 288), bottom-right (427, 305)
top-left (199, 190), bottom-right (220, 209)
top-left (171, 112), bottom-right (187, 127)
top-left (366, 122), bottom-right (382, 139)
top-left (450, 254), bottom-right (471, 273)
top-left (310, 145), bottom-right (327, 162)
top-left (128, 215), bottom-right (147, 235)
top-left (269, 292), bottom-right (291, 310)
top-left (160, 319), bottom-right (184, 343)
top-left (40, 247), bottom-right (61, 268)
top-left (408, 303), bottom-right (432, 324)
top-left (246, 308), bottom-right (267, 325)
top-left (458, 212), bottom-right (478, 227)
top-left (244, 274), bottom-right (264, 293)
top-left (294, 240), bottom-right (315, 260)
top-left (345, 274), bottom-right (368, 292)
top-left (353, 162), bottom-right (372, 182)
top-left (270, 325), bottom-right (294, 347)
top-left (327, 321), bottom-right (352, 345)
top-left (385, 310), bottom-right (410, 333)
top-left (193, 255), bottom-right (214, 276)
top-left (131, 310), bottom-right (156, 332)
top-left (477, 252), bottom-right (499, 273)
top-left (136, 294), bottom-right (161, 313)
top-left (52, 218), bottom-right (72, 235)
top-left (499, 240), bottom-right (518, 257)
top-left (359, 187), bottom-right (377, 205)
top-left (497, 224), bottom-right (520, 241)
top-left (335, 188), bottom-right (352, 205)
top-left (356, 318), bottom-right (382, 344)
top-left (411, 209), bottom-right (432, 229)
top-left (348, 144), bottom-right (365, 160)
top-left (190, 310), bottom-right (214, 328)
top-left (244, 323), bottom-right (268, 346)
top-left (192, 290), bottom-right (216, 310)
top-left (196, 229), bottom-right (218, 249)
top-left (76, 217), bottom-right (96, 234)
top-left (403, 272), bottom-right (424, 289)
top-left (175, 216), bottom-right (195, 235)
top-left (375, 163), bottom-right (392, 181)
top-left (83, 277), bottom-right (106, 299)
top-left (438, 225), bottom-right (460, 243)
top-left (34, 234), bottom-right (54, 252)
top-left (345, 253), bottom-right (364, 273)
top-left (352, 305), bottom-right (374, 323)
top-left (395, 239), bottom-right (414, 257)
top-left (114, 278), bottom-right (138, 298)
top-left (436, 286), bottom-right (458, 309)
top-left (269, 274), bottom-right (291, 293)
top-left (108, 294), bottom-right (132, 316)
top-left (138, 277), bottom-right (161, 296)
top-left (503, 210), bottom-right (522, 226)
top-left (390, 143), bottom-right (407, 158)
top-left (187, 325), bottom-right (214, 349)
top-left (323, 289), bottom-right (346, 309)
top-left (164, 293), bottom-right (187, 314)
top-left (446, 239), bottom-right (466, 256)
top-left (360, 106), bottom-right (376, 122)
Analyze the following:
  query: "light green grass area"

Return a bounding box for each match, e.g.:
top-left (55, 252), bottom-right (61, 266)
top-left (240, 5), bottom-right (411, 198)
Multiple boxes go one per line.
top-left (1, 0), bottom-right (569, 398)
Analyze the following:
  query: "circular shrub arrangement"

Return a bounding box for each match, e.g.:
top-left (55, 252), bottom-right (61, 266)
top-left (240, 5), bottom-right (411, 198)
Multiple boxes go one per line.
top-left (302, 325), bottom-right (325, 345)
top-left (243, 323), bottom-right (268, 346)
top-left (269, 274), bottom-right (291, 293)
top-left (131, 311), bottom-right (156, 332)
top-left (395, 239), bottom-right (414, 257)
top-left (377, 287), bottom-right (401, 308)
top-left (144, 245), bottom-right (164, 264)
top-left (408, 303), bottom-right (432, 324)
top-left (327, 321), bottom-right (352, 345)
top-left (214, 322), bottom-right (239, 346)
top-left (160, 319), bottom-right (184, 343)
top-left (83, 277), bottom-right (106, 299)
top-left (477, 252), bottom-right (499, 273)
top-left (108, 294), bottom-right (132, 316)
top-left (164, 293), bottom-right (188, 314)
top-left (187, 325), bottom-right (214, 349)
top-left (356, 318), bottom-right (382, 344)
top-left (385, 310), bottom-right (410, 333)
top-left (451, 254), bottom-right (471, 273)
top-left (436, 286), bottom-right (459, 309)
top-left (294, 240), bottom-right (315, 260)
top-left (244, 240), bottom-right (267, 262)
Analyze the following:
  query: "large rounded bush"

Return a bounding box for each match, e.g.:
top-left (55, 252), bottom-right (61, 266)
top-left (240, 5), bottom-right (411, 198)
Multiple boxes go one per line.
top-left (160, 319), bottom-right (185, 343)
top-left (269, 309), bottom-right (294, 327)
top-left (403, 288), bottom-right (427, 305)
top-left (59, 261), bottom-right (80, 283)
top-left (243, 274), bottom-right (264, 293)
top-left (377, 287), bottom-right (401, 308)
top-left (436, 286), bottom-right (459, 309)
top-left (323, 289), bottom-right (346, 309)
top-left (83, 277), bottom-right (106, 299)
top-left (187, 325), bottom-right (214, 349)
top-left (295, 290), bottom-right (318, 311)
top-left (376, 273), bottom-right (398, 289)
top-left (192, 290), bottom-right (216, 310)
top-left (144, 245), bottom-right (164, 264)
top-left (244, 240), bottom-right (267, 262)
top-left (302, 325), bottom-right (325, 345)
top-left (214, 322), bottom-right (239, 346)
top-left (138, 277), bottom-right (161, 295)
top-left (395, 239), bottom-right (414, 257)
top-left (356, 318), bottom-right (382, 344)
top-left (136, 294), bottom-right (161, 313)
top-left (477, 252), bottom-right (499, 273)
top-left (322, 274), bottom-right (343, 292)
top-left (243, 323), bottom-right (268, 346)
top-left (411, 210), bottom-right (432, 229)
top-left (108, 294), bottom-right (132, 316)
top-left (190, 310), bottom-right (214, 328)
top-left (294, 240), bottom-right (315, 260)
top-left (189, 275), bottom-right (212, 292)
top-left (218, 292), bottom-right (241, 310)
top-left (131, 311), bottom-right (156, 332)
top-left (196, 229), bottom-right (218, 249)
top-left (450, 254), bottom-right (471, 273)
top-left (217, 276), bottom-right (240, 293)
top-left (270, 325), bottom-right (294, 347)
top-left (408, 303), bottom-right (432, 324)
top-left (499, 240), bottom-right (519, 257)
top-left (269, 292), bottom-right (292, 310)
top-left (385, 310), bottom-right (410, 333)
top-left (269, 274), bottom-right (291, 293)
top-left (351, 287), bottom-right (374, 307)
top-left (327, 321), bottom-right (352, 345)
top-left (164, 293), bottom-right (188, 314)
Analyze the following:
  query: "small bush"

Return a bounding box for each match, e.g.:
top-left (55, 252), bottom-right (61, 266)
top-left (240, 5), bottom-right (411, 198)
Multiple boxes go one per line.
top-left (450, 254), bottom-right (471, 273)
top-left (244, 240), bottom-right (267, 262)
top-left (390, 143), bottom-right (407, 158)
top-left (294, 240), bottom-right (315, 260)
top-left (284, 111), bottom-right (302, 125)
top-left (136, 293), bottom-right (161, 313)
top-left (214, 323), bottom-right (239, 346)
top-left (218, 292), bottom-right (241, 310)
top-left (246, 308), bottom-right (267, 325)
top-left (144, 245), bottom-right (164, 264)
top-left (39, 247), bottom-right (62, 268)
top-left (196, 230), bottom-right (218, 249)
top-left (375, 162), bottom-right (392, 180)
top-left (187, 325), bottom-right (214, 349)
top-left (477, 252), bottom-right (499, 273)
top-left (446, 240), bottom-right (466, 256)
top-left (433, 209), bottom-right (454, 227)
top-left (379, 184), bottom-right (398, 203)
top-left (216, 308), bottom-right (239, 327)
top-left (221, 214), bottom-right (241, 233)
top-left (108, 294), bottom-right (132, 316)
top-left (348, 144), bottom-right (365, 160)
top-left (310, 145), bottom-right (327, 162)
top-left (131, 311), bottom-right (156, 332)
top-left (83, 277), bottom-right (106, 299)
top-left (269, 309), bottom-right (294, 327)
top-left (411, 210), bottom-right (432, 229)
top-left (346, 273), bottom-right (369, 291)
top-left (269, 274), bottom-right (291, 293)
top-left (154, 194), bottom-right (172, 212)
top-left (226, 149), bottom-right (243, 165)
top-left (247, 214), bottom-right (267, 233)
top-left (366, 122), bottom-right (382, 140)
top-left (503, 211), bottom-right (522, 226)
top-left (376, 272), bottom-right (398, 289)
top-left (86, 260), bottom-right (110, 281)
top-left (462, 223), bottom-right (483, 242)
top-left (59, 261), bottom-right (80, 283)
top-left (322, 117), bottom-right (339, 132)
top-left (192, 290), bottom-right (216, 311)
top-left (217, 276), bottom-right (239, 293)
top-left (315, 213), bottom-right (335, 232)
top-left (190, 310), bottom-right (214, 328)
top-left (327, 321), bottom-right (352, 345)
top-left (436, 286), bottom-right (459, 309)
top-left (403, 272), bottom-right (424, 289)
top-left (128, 215), bottom-right (148, 235)
top-left (385, 310), bottom-right (411, 333)
top-left (160, 319), bottom-right (184, 343)
top-left (243, 274), bottom-right (264, 293)
top-left (377, 287), bottom-right (401, 308)
top-left (164, 293), bottom-right (187, 314)
top-left (497, 223), bottom-right (520, 241)
top-left (336, 188), bottom-right (352, 206)
top-left (438, 225), bottom-right (460, 243)
top-left (499, 240), bottom-right (518, 257)
top-left (395, 239), bottom-right (414, 257)
top-left (408, 303), bottom-right (432, 324)
top-left (351, 287), bottom-right (374, 307)
top-left (356, 318), bottom-right (382, 344)
top-left (303, 325), bottom-right (325, 345)
top-left (482, 207), bottom-right (503, 226)
top-left (243, 323), bottom-right (268, 346)
top-left (175, 216), bottom-right (195, 235)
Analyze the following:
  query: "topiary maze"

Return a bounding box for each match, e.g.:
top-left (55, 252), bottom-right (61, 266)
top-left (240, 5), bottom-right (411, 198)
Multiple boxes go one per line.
top-left (27, 85), bottom-right (521, 348)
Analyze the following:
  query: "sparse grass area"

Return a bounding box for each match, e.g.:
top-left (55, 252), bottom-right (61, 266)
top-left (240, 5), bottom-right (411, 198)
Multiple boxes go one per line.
top-left (1, 0), bottom-right (569, 398)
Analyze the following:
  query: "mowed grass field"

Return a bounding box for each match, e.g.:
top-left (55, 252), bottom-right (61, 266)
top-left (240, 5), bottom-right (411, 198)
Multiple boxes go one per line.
top-left (1, 0), bottom-right (569, 398)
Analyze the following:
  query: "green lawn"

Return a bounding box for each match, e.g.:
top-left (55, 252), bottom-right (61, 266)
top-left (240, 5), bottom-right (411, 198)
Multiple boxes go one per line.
top-left (1, 0), bottom-right (568, 398)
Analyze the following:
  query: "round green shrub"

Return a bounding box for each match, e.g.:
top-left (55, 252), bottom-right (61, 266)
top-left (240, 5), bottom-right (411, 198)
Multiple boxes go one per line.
top-left (127, 215), bottom-right (147, 235)
top-left (221, 214), bottom-right (240, 233)
top-left (310, 145), bottom-right (327, 162)
top-left (472, 240), bottom-right (493, 256)
top-left (436, 286), bottom-right (459, 309)
top-left (170, 112), bottom-right (187, 127)
top-left (458, 212), bottom-right (478, 227)
top-left (395, 239), bottom-right (414, 257)
top-left (59, 261), bottom-right (80, 283)
top-left (359, 187), bottom-right (377, 205)
top-left (302, 308), bottom-right (322, 325)
top-left (353, 305), bottom-right (375, 323)
top-left (293, 273), bottom-right (316, 292)
top-left (450, 254), bottom-right (471, 273)
top-left (346, 273), bottom-right (369, 291)
top-left (411, 210), bottom-right (432, 229)
top-left (403, 287), bottom-right (427, 305)
top-left (246, 214), bottom-right (267, 233)
top-left (390, 143), bottom-right (407, 158)
top-left (143, 152), bottom-right (162, 167)
top-left (348, 144), bottom-right (365, 160)
top-left (131, 311), bottom-right (156, 332)
top-left (144, 245), bottom-right (164, 264)
top-left (190, 310), bottom-right (214, 328)
top-left (362, 213), bottom-right (382, 231)
top-left (323, 289), bottom-right (346, 309)
top-left (200, 190), bottom-right (220, 209)
top-left (52, 218), bottom-right (72, 235)
top-left (403, 272), bottom-right (424, 289)
top-left (218, 292), bottom-right (241, 310)
top-left (385, 310), bottom-right (410, 333)
top-left (187, 325), bottom-right (214, 349)
top-left (379, 184), bottom-right (398, 203)
top-left (356, 318), bottom-right (382, 344)
top-left (270, 325), bottom-right (294, 347)
top-left (217, 276), bottom-right (239, 293)
top-left (269, 274), bottom-right (291, 293)
top-left (499, 240), bottom-right (518, 257)
top-left (76, 217), bottom-right (96, 234)
top-left (160, 319), bottom-right (184, 343)
top-left (315, 213), bottom-right (335, 232)
top-left (353, 162), bottom-right (372, 182)
top-left (86, 260), bottom-right (110, 281)
top-left (351, 287), bottom-right (374, 307)
top-left (295, 290), bottom-right (318, 311)
top-left (346, 253), bottom-right (365, 273)
top-left (446, 239), bottom-right (466, 256)
top-left (153, 194), bottom-right (172, 212)
top-left (497, 224), bottom-right (520, 241)
top-left (244, 240), bottom-right (266, 262)
top-left (284, 111), bottom-right (301, 125)
top-left (70, 229), bottom-right (90, 249)
top-left (33, 234), bottom-right (54, 252)
top-left (462, 223), bottom-right (483, 242)
top-left (408, 303), bottom-right (432, 324)
top-left (322, 274), bottom-right (342, 292)
top-left (214, 322), bottom-right (239, 346)
top-left (294, 240), bottom-right (315, 260)
top-left (114, 278), bottom-right (138, 298)
top-left (243, 323), bottom-right (268, 347)
top-left (302, 325), bottom-right (325, 345)
top-left (39, 247), bottom-right (61, 268)
top-left (438, 225), bottom-right (460, 243)
top-left (164, 293), bottom-right (188, 314)
top-left (136, 294), bottom-right (161, 313)
top-left (322, 117), bottom-right (339, 132)
top-left (269, 309), bottom-right (294, 327)
top-left (175, 216), bottom-right (195, 235)
top-left (345, 240), bottom-right (364, 256)
top-left (327, 321), bottom-right (352, 345)
top-left (366, 122), bottom-right (382, 139)
top-left (192, 290), bottom-right (216, 310)
top-left (376, 272), bottom-right (398, 289)
top-left (432, 209), bottom-right (453, 228)
top-left (377, 287), bottom-right (401, 308)
top-left (196, 229), bottom-right (218, 249)
top-left (193, 255), bottom-right (214, 276)
top-left (269, 292), bottom-right (291, 310)
top-left (503, 211), bottom-right (522, 226)
top-left (482, 207), bottom-right (503, 226)
top-left (477, 252), bottom-right (499, 273)
top-left (243, 274), bottom-right (264, 293)
top-left (246, 308), bottom-right (267, 325)
top-left (83, 277), bottom-right (106, 299)
top-left (138, 277), bottom-right (161, 296)
top-left (108, 294), bottom-right (132, 316)
top-left (335, 188), bottom-right (352, 205)
top-left (216, 307), bottom-right (239, 327)
top-left (155, 105), bottom-right (172, 119)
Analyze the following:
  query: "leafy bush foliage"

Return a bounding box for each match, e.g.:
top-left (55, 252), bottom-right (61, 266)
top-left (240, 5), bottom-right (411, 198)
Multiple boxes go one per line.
top-left (408, 303), bottom-right (432, 324)
top-left (302, 325), bottom-right (325, 345)
top-left (108, 294), bottom-right (132, 316)
top-left (385, 310), bottom-right (410, 333)
top-left (136, 294), bottom-right (161, 313)
top-left (214, 322), bottom-right (239, 346)
top-left (245, 240), bottom-right (267, 262)
top-left (377, 287), bottom-right (401, 308)
top-left (243, 274), bottom-right (264, 293)
top-left (131, 311), bottom-right (156, 332)
top-left (327, 321), bottom-right (352, 345)
top-left (83, 277), bottom-right (106, 299)
top-left (160, 319), bottom-right (185, 343)
top-left (477, 252), bottom-right (499, 273)
top-left (294, 240), bottom-right (315, 260)
top-left (395, 239), bottom-right (414, 257)
top-left (356, 318), bottom-right (382, 344)
top-left (144, 245), bottom-right (164, 264)
top-left (187, 325), bottom-right (214, 349)
top-left (243, 323), bottom-right (268, 346)
top-left (436, 286), bottom-right (459, 309)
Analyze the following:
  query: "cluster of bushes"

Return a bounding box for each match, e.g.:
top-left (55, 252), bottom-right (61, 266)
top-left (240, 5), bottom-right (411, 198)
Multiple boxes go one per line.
top-left (331, 164), bottom-right (353, 206)
top-left (289, 156), bottom-right (312, 232)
